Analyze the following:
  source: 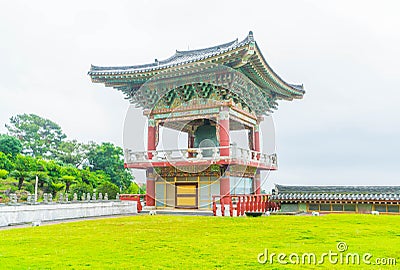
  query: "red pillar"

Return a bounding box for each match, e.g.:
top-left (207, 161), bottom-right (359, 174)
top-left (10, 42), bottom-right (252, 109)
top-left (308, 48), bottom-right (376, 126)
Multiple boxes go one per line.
top-left (146, 168), bottom-right (155, 206)
top-left (220, 173), bottom-right (231, 206)
top-left (254, 171), bottom-right (261, 195)
top-left (147, 118), bottom-right (156, 160)
top-left (254, 124), bottom-right (260, 160)
top-left (219, 108), bottom-right (230, 156)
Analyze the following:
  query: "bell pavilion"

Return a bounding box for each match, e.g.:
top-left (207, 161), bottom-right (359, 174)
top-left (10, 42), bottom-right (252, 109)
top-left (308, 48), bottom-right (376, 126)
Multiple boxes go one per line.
top-left (88, 31), bottom-right (305, 211)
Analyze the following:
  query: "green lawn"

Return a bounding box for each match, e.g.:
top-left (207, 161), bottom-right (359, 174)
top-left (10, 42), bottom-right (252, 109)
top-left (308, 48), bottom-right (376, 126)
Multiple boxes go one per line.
top-left (0, 214), bottom-right (399, 269)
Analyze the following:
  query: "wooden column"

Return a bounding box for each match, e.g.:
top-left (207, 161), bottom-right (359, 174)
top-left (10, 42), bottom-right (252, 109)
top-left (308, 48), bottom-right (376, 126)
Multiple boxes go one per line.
top-left (254, 124), bottom-right (260, 152)
top-left (220, 175), bottom-right (231, 205)
top-left (147, 118), bottom-right (156, 160)
top-left (146, 168), bottom-right (155, 206)
top-left (254, 170), bottom-right (261, 195)
top-left (220, 166), bottom-right (231, 213)
top-left (248, 128), bottom-right (254, 151)
top-left (218, 108), bottom-right (230, 156)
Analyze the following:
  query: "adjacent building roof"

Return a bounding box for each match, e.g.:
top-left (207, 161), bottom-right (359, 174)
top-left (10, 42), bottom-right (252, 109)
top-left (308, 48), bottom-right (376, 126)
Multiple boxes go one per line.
top-left (272, 184), bottom-right (400, 203)
top-left (275, 184), bottom-right (400, 194)
top-left (88, 31), bottom-right (305, 116)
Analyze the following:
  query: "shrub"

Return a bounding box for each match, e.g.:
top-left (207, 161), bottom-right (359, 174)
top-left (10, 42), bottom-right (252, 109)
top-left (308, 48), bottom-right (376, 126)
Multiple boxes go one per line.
top-left (23, 182), bottom-right (34, 193)
top-left (96, 182), bottom-right (119, 199)
top-left (124, 182), bottom-right (140, 194)
top-left (50, 182), bottom-right (65, 194)
top-left (9, 186), bottom-right (18, 193)
top-left (69, 183), bottom-right (93, 200)
top-left (0, 169), bottom-right (8, 179)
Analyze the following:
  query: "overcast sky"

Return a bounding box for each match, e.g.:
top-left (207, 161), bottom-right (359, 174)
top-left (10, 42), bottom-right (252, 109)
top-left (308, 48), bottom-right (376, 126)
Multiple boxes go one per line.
top-left (1, 0), bottom-right (399, 190)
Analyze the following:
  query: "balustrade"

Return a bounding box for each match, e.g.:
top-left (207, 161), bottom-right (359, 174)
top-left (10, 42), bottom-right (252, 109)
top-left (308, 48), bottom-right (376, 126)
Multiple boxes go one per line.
top-left (125, 146), bottom-right (277, 168)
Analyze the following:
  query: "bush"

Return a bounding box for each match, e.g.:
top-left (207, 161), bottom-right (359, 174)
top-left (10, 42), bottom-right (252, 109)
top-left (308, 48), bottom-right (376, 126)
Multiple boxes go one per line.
top-left (23, 182), bottom-right (34, 193)
top-left (50, 182), bottom-right (65, 194)
top-left (69, 183), bottom-right (93, 200)
top-left (96, 182), bottom-right (119, 199)
top-left (124, 182), bottom-right (140, 194)
top-left (0, 169), bottom-right (9, 179)
top-left (9, 186), bottom-right (18, 193)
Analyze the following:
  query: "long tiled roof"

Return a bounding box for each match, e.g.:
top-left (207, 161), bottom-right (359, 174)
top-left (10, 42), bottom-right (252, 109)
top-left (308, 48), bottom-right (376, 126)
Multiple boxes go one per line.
top-left (275, 184), bottom-right (400, 194)
top-left (271, 184), bottom-right (400, 202)
top-left (271, 193), bottom-right (400, 202)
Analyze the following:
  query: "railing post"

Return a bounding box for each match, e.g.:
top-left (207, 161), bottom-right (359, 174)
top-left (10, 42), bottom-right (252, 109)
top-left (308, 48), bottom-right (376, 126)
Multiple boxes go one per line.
top-left (229, 198), bottom-right (233, 217)
top-left (213, 147), bottom-right (218, 159)
top-left (221, 199), bottom-right (225, 217)
top-left (212, 197), bottom-right (217, 216)
top-left (246, 196), bottom-right (250, 213)
top-left (237, 196), bottom-right (241, 217)
top-left (241, 197), bottom-right (245, 216)
top-left (137, 195), bottom-right (143, 213)
top-left (265, 195), bottom-right (268, 212)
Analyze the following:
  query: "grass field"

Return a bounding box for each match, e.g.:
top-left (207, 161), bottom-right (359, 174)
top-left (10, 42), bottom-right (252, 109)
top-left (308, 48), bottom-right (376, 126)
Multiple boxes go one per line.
top-left (0, 214), bottom-right (399, 269)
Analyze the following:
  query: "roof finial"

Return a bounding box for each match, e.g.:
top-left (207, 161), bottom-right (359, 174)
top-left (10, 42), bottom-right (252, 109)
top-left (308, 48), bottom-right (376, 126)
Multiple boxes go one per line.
top-left (248, 31), bottom-right (254, 41)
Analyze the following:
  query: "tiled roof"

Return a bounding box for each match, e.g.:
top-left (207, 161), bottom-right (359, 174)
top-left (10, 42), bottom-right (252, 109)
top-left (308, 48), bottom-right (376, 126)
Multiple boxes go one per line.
top-left (90, 37), bottom-right (249, 74)
top-left (88, 31), bottom-right (305, 116)
top-left (271, 192), bottom-right (400, 201)
top-left (272, 184), bottom-right (400, 202)
top-left (275, 184), bottom-right (400, 194)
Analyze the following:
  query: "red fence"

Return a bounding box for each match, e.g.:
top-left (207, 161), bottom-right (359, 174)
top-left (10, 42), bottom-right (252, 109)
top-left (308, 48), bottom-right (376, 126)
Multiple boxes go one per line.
top-left (212, 194), bottom-right (279, 217)
top-left (119, 194), bottom-right (144, 213)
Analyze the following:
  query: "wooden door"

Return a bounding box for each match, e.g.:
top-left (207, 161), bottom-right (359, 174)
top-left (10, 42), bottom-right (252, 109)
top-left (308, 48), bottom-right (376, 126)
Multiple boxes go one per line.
top-left (175, 183), bottom-right (198, 209)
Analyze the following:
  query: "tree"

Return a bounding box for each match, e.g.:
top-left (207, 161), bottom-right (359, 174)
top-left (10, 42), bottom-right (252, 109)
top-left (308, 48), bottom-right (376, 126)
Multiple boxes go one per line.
top-left (6, 114), bottom-right (66, 158)
top-left (56, 140), bottom-right (89, 168)
top-left (10, 154), bottom-right (37, 190)
top-left (87, 142), bottom-right (132, 189)
top-left (96, 182), bottom-right (119, 199)
top-left (60, 165), bottom-right (81, 192)
top-left (0, 134), bottom-right (22, 157)
top-left (0, 152), bottom-right (14, 171)
top-left (0, 169), bottom-right (8, 179)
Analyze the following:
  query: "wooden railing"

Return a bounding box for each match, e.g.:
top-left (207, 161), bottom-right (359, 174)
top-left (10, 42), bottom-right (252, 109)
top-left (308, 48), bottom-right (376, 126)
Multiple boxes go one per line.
top-left (119, 194), bottom-right (145, 213)
top-left (212, 194), bottom-right (280, 217)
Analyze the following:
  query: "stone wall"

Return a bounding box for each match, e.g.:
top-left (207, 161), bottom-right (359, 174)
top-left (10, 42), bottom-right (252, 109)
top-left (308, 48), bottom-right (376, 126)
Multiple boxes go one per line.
top-left (0, 201), bottom-right (137, 227)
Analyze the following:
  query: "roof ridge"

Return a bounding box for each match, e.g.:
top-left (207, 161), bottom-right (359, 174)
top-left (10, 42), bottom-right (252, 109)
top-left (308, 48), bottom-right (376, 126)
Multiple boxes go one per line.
top-left (90, 31), bottom-right (254, 72)
top-left (175, 38), bottom-right (238, 55)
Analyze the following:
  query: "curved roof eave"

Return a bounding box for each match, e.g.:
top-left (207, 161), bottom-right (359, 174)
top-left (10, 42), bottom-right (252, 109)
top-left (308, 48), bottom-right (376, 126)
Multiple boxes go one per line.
top-left (252, 42), bottom-right (305, 97)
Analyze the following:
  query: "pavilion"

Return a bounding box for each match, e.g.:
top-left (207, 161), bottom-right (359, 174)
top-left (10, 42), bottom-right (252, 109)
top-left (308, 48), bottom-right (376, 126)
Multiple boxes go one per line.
top-left (88, 31), bottom-right (305, 211)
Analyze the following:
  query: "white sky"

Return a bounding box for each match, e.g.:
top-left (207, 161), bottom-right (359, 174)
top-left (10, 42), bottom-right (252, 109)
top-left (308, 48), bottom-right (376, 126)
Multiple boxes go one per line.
top-left (1, 0), bottom-right (399, 190)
